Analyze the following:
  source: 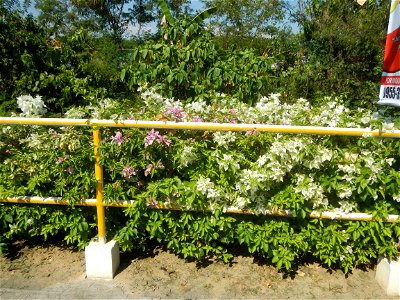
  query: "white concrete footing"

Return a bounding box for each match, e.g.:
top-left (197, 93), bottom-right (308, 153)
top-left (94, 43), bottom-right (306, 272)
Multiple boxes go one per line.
top-left (375, 257), bottom-right (400, 296)
top-left (85, 240), bottom-right (120, 279)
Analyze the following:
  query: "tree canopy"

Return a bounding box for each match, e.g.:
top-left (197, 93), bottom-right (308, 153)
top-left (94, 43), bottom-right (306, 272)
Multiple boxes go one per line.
top-left (0, 0), bottom-right (394, 114)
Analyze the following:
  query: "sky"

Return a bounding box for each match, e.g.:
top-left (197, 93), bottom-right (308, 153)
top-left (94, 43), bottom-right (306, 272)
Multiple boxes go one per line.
top-left (190, 0), bottom-right (204, 10)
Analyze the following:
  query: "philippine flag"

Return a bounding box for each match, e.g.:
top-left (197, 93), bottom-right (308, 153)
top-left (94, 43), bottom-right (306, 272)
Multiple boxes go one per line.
top-left (378, 0), bottom-right (400, 107)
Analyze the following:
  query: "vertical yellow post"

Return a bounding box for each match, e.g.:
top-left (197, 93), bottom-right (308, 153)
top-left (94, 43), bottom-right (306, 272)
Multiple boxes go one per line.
top-left (93, 129), bottom-right (106, 244)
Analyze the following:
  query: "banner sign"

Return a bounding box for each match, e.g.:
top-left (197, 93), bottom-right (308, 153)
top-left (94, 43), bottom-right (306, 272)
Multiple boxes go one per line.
top-left (378, 0), bottom-right (400, 107)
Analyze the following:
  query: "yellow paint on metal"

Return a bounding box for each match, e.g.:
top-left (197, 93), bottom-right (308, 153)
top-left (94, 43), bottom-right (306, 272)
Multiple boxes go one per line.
top-left (0, 117), bottom-right (89, 126)
top-left (93, 129), bottom-right (106, 244)
top-left (89, 120), bottom-right (400, 138)
top-left (1, 197), bottom-right (399, 223)
top-left (1, 117), bottom-right (399, 138)
top-left (1, 117), bottom-right (399, 230)
top-left (1, 197), bottom-right (97, 206)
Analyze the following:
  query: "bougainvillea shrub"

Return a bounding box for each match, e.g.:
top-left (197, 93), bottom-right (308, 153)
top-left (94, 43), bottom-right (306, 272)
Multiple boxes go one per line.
top-left (1, 91), bottom-right (399, 272)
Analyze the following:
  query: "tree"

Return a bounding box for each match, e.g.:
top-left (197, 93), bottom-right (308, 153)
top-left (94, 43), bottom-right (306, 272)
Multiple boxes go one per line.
top-left (71, 0), bottom-right (158, 42)
top-left (71, 0), bottom-right (130, 41)
top-left (121, 14), bottom-right (279, 104)
top-left (1, 0), bottom-right (30, 12)
top-left (35, 0), bottom-right (101, 37)
top-left (201, 0), bottom-right (287, 48)
top-left (0, 4), bottom-right (48, 113)
top-left (162, 0), bottom-right (191, 18)
top-left (286, 0), bottom-right (390, 107)
top-left (130, 0), bottom-right (156, 36)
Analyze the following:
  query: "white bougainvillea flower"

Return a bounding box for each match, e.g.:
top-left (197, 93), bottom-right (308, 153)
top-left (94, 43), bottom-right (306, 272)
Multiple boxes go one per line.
top-left (179, 145), bottom-right (197, 167)
top-left (196, 176), bottom-right (214, 195)
top-left (17, 95), bottom-right (47, 117)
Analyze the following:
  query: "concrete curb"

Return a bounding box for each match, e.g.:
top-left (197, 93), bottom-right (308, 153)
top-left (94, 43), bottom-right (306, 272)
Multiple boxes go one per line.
top-left (375, 257), bottom-right (400, 296)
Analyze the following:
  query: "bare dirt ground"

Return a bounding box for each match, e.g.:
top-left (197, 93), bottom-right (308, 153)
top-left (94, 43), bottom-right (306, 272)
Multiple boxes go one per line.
top-left (0, 241), bottom-right (395, 299)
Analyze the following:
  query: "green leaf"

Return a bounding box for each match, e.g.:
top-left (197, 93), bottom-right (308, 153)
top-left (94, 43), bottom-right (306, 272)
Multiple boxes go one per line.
top-left (120, 68), bottom-right (126, 81)
top-left (276, 259), bottom-right (283, 269)
top-left (177, 72), bottom-right (184, 84)
top-left (4, 214), bottom-right (13, 223)
top-left (192, 7), bottom-right (217, 23)
top-left (163, 47), bottom-right (170, 58)
top-left (213, 68), bottom-right (221, 80)
top-left (157, 0), bottom-right (174, 25)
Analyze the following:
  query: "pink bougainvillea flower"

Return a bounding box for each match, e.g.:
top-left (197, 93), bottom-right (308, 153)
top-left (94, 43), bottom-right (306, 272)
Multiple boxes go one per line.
top-left (56, 155), bottom-right (70, 165)
top-left (144, 164), bottom-right (153, 176)
top-left (146, 196), bottom-right (159, 208)
top-left (155, 162), bottom-right (164, 169)
top-left (157, 135), bottom-right (171, 146)
top-left (144, 129), bottom-right (161, 147)
top-left (111, 131), bottom-right (128, 145)
top-left (191, 116), bottom-right (203, 122)
top-left (166, 107), bottom-right (185, 121)
top-left (122, 166), bottom-right (136, 179)
top-left (144, 129), bottom-right (171, 147)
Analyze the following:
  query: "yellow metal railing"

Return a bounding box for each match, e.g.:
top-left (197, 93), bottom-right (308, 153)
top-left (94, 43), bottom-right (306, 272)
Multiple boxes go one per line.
top-left (93, 129), bottom-right (106, 243)
top-left (2, 117), bottom-right (400, 137)
top-left (1, 117), bottom-right (399, 243)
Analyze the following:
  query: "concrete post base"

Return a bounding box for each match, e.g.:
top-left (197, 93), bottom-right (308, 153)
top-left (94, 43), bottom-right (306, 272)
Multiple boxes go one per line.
top-left (375, 257), bottom-right (400, 296)
top-left (85, 240), bottom-right (120, 279)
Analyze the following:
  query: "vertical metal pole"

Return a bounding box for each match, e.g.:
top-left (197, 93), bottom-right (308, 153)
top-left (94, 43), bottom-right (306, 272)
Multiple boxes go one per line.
top-left (93, 129), bottom-right (106, 244)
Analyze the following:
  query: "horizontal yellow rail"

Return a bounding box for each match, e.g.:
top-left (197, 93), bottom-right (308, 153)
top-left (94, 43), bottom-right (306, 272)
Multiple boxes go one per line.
top-left (1, 117), bottom-right (399, 137)
top-left (2, 197), bottom-right (399, 223)
top-left (1, 197), bottom-right (136, 207)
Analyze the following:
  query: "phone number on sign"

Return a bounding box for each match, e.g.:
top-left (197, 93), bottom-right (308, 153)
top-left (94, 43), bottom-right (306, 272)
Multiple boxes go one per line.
top-left (382, 86), bottom-right (400, 100)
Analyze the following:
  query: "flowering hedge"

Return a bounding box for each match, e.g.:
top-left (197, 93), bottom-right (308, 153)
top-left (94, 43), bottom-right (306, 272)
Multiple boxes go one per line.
top-left (1, 90), bottom-right (399, 272)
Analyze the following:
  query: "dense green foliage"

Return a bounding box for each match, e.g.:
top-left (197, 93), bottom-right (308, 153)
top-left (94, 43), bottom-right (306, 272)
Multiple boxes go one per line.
top-left (201, 0), bottom-right (287, 41)
top-left (2, 199), bottom-right (399, 273)
top-left (1, 0), bottom-right (399, 273)
top-left (1, 204), bottom-right (95, 251)
top-left (1, 0), bottom-right (393, 112)
top-left (291, 0), bottom-right (389, 107)
top-left (1, 90), bottom-right (399, 272)
top-left (0, 5), bottom-right (136, 115)
top-left (116, 203), bottom-right (400, 273)
top-left (0, 6), bottom-right (46, 113)
top-left (122, 17), bottom-right (279, 104)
